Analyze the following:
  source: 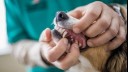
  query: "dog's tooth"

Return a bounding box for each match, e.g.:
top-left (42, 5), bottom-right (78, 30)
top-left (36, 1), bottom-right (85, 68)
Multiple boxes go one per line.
top-left (63, 31), bottom-right (68, 38)
top-left (62, 29), bottom-right (65, 32)
top-left (60, 28), bottom-right (65, 34)
top-left (62, 29), bottom-right (66, 34)
top-left (59, 28), bottom-right (63, 34)
top-left (58, 28), bottom-right (62, 33)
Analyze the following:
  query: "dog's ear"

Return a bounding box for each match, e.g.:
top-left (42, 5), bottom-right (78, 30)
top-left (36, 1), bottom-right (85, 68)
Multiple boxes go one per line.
top-left (103, 41), bottom-right (127, 72)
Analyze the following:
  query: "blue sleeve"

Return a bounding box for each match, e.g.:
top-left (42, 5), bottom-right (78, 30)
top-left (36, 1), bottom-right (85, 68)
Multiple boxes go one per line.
top-left (114, 0), bottom-right (127, 4)
top-left (5, 0), bottom-right (29, 43)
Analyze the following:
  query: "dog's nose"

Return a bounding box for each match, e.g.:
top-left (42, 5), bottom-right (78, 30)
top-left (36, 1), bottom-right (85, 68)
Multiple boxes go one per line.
top-left (56, 11), bottom-right (69, 22)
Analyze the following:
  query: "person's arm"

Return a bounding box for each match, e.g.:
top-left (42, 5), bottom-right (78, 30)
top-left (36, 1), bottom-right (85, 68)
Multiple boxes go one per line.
top-left (5, 0), bottom-right (80, 70)
top-left (5, 0), bottom-right (49, 67)
top-left (12, 40), bottom-right (49, 67)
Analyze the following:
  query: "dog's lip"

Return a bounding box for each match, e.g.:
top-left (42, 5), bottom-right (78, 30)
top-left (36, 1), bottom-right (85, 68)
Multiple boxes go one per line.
top-left (54, 26), bottom-right (67, 37)
top-left (54, 26), bottom-right (86, 48)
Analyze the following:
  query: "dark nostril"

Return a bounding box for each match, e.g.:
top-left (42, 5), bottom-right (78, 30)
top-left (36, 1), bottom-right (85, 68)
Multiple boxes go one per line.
top-left (56, 11), bottom-right (69, 22)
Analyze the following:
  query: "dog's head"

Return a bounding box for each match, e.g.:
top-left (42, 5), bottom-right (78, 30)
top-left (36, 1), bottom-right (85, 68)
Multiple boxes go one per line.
top-left (52, 11), bottom-right (87, 51)
top-left (51, 11), bottom-right (127, 72)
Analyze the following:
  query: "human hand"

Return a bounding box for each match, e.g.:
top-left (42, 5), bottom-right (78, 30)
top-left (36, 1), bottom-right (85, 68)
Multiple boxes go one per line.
top-left (39, 28), bottom-right (80, 70)
top-left (68, 1), bottom-right (126, 50)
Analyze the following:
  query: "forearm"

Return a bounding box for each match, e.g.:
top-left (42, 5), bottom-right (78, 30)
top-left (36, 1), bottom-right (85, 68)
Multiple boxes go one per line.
top-left (11, 39), bottom-right (48, 67)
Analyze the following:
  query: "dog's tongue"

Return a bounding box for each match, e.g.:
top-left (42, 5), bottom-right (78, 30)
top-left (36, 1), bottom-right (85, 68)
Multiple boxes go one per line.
top-left (65, 29), bottom-right (86, 49)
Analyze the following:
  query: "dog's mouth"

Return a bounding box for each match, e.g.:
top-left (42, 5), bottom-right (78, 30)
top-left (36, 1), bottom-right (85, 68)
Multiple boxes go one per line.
top-left (55, 26), bottom-right (86, 49)
top-left (53, 11), bottom-right (87, 51)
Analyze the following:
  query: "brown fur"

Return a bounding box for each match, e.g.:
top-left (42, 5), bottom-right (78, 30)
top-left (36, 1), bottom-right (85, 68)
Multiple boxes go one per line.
top-left (81, 41), bottom-right (127, 72)
top-left (81, 45), bottom-right (110, 71)
top-left (103, 41), bottom-right (127, 72)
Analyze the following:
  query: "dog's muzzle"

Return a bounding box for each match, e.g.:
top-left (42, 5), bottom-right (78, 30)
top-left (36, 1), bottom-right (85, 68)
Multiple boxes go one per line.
top-left (52, 11), bottom-right (87, 51)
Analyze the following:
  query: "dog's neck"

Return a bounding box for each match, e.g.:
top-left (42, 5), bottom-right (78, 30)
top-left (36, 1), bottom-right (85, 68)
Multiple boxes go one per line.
top-left (82, 45), bottom-right (110, 71)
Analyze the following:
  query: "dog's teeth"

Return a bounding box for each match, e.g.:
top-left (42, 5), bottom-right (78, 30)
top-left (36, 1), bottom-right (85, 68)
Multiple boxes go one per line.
top-left (59, 28), bottom-right (63, 34)
top-left (62, 29), bottom-right (66, 32)
top-left (60, 28), bottom-right (65, 34)
top-left (63, 31), bottom-right (68, 38)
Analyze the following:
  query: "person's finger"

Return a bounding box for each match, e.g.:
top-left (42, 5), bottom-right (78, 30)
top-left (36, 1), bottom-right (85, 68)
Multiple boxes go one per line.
top-left (53, 43), bottom-right (80, 70)
top-left (46, 38), bottom-right (69, 62)
top-left (87, 17), bottom-right (120, 47)
top-left (67, 6), bottom-right (85, 19)
top-left (85, 10), bottom-right (112, 37)
top-left (39, 28), bottom-right (51, 42)
top-left (107, 20), bottom-right (126, 51)
top-left (73, 3), bottom-right (102, 33)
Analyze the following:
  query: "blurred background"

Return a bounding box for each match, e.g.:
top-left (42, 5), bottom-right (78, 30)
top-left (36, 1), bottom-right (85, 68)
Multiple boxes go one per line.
top-left (0, 0), bottom-right (25, 72)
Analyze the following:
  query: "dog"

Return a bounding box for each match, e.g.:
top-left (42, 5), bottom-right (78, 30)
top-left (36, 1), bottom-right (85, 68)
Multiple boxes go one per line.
top-left (52, 11), bottom-right (127, 72)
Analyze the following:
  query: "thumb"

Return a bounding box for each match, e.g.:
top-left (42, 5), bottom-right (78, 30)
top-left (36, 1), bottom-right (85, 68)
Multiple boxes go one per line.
top-left (39, 28), bottom-right (52, 42)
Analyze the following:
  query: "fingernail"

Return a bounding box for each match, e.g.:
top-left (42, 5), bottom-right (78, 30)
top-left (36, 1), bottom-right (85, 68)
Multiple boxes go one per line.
top-left (63, 38), bottom-right (68, 45)
top-left (73, 27), bottom-right (80, 33)
top-left (87, 41), bottom-right (93, 47)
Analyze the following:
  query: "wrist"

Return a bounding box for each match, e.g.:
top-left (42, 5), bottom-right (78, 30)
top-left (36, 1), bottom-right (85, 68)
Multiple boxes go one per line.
top-left (40, 44), bottom-right (53, 66)
top-left (28, 43), bottom-right (50, 67)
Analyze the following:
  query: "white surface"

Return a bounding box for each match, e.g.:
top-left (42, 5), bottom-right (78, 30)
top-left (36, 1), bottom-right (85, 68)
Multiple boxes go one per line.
top-left (0, 0), bottom-right (12, 55)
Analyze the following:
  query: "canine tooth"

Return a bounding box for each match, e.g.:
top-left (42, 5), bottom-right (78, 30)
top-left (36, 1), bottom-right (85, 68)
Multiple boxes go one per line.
top-left (62, 29), bottom-right (65, 32)
top-left (63, 31), bottom-right (68, 38)
top-left (59, 28), bottom-right (65, 34)
top-left (59, 28), bottom-right (63, 34)
top-left (61, 29), bottom-right (66, 34)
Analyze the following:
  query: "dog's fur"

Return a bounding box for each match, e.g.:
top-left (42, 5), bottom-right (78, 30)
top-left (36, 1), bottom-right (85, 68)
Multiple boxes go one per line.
top-left (52, 12), bottom-right (127, 72)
